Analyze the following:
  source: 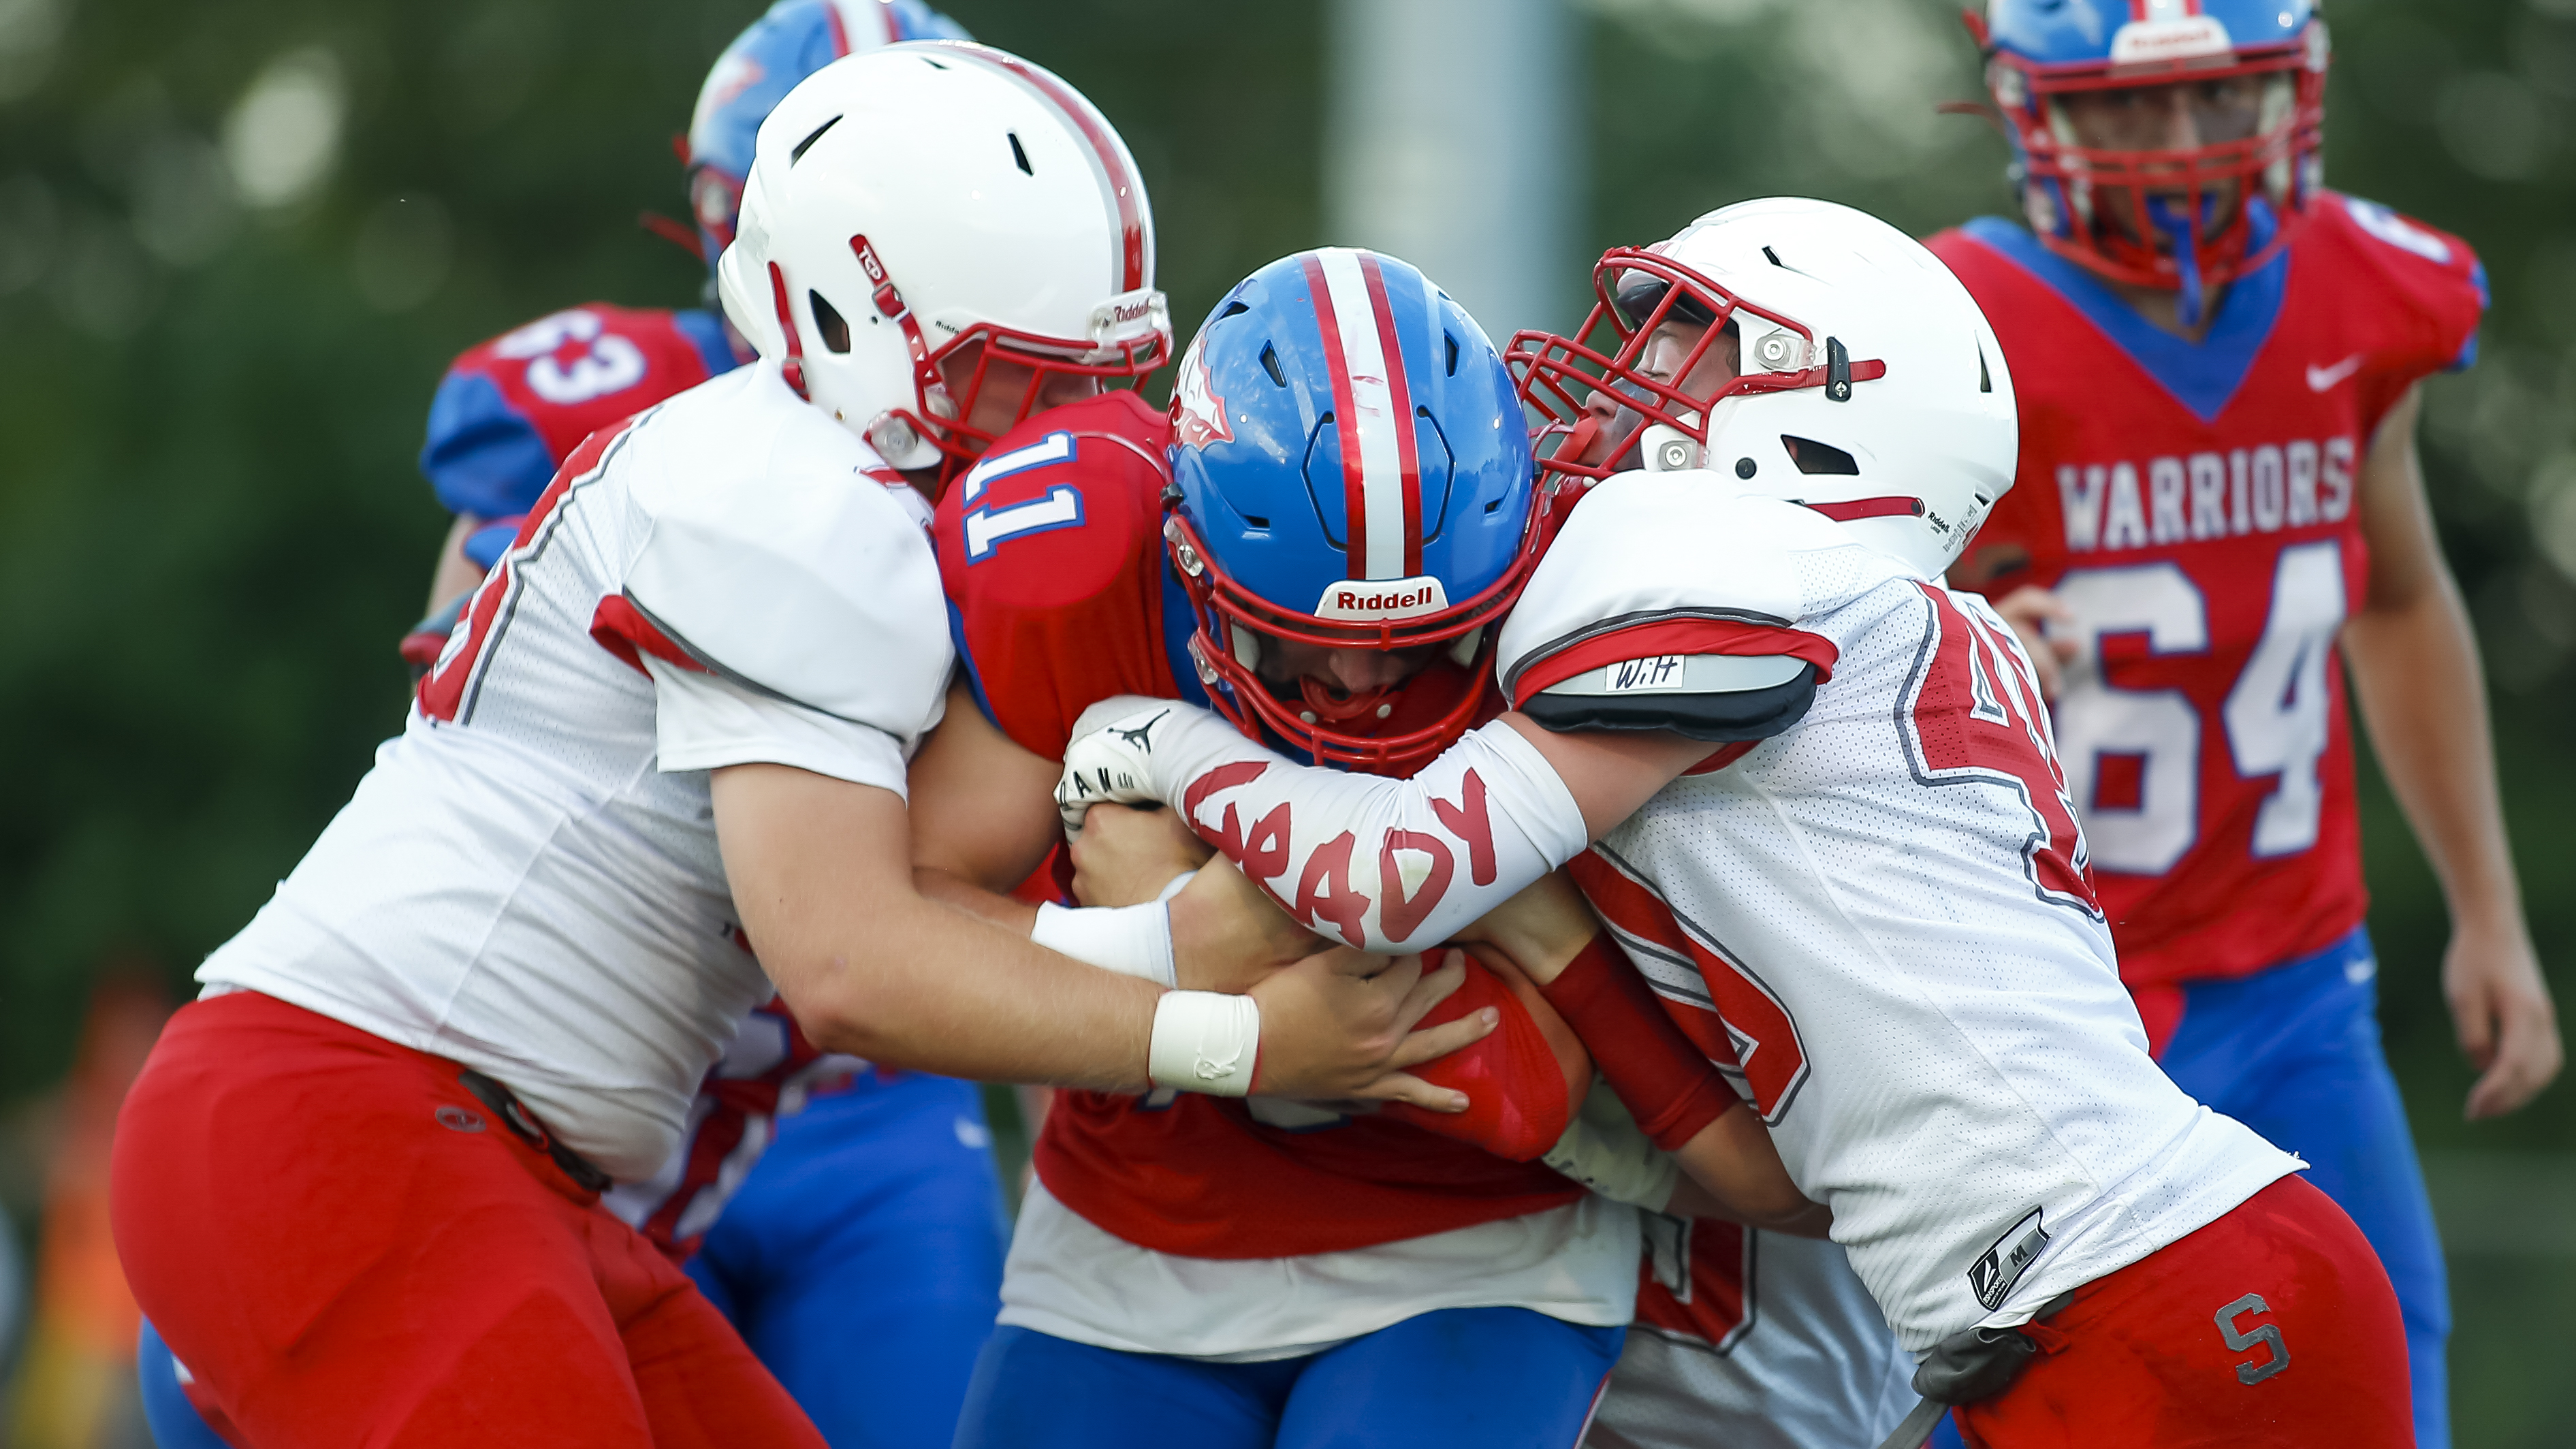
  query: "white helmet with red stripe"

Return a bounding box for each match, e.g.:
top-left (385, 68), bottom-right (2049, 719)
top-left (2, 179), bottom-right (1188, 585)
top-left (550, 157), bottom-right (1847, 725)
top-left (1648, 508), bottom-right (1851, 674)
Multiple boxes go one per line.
top-left (1510, 197), bottom-right (2018, 579)
top-left (715, 41), bottom-right (1168, 481)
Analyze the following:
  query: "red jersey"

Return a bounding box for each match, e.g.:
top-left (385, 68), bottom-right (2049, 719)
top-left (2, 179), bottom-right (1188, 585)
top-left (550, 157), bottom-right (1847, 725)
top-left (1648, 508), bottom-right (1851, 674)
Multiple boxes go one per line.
top-left (936, 389), bottom-right (1585, 1259)
top-left (1928, 193), bottom-right (2485, 990)
top-left (420, 304), bottom-right (741, 526)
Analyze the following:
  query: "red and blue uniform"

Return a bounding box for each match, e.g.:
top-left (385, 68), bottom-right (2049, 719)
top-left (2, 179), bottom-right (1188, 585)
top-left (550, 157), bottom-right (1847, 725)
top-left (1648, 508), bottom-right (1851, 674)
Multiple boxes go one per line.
top-left (938, 389), bottom-right (1626, 1449)
top-left (420, 304), bottom-right (742, 569)
top-left (1930, 190), bottom-right (2485, 1448)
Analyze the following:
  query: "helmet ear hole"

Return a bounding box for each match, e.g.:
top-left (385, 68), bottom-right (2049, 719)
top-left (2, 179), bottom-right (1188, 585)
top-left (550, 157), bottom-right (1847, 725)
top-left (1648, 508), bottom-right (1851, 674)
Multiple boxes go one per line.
top-left (1783, 435), bottom-right (1860, 475)
top-left (810, 291), bottom-right (851, 353)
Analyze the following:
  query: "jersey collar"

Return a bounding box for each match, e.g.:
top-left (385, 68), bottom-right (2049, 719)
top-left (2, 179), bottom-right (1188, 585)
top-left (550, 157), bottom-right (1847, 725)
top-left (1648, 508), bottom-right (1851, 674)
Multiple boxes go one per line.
top-left (1962, 203), bottom-right (2288, 426)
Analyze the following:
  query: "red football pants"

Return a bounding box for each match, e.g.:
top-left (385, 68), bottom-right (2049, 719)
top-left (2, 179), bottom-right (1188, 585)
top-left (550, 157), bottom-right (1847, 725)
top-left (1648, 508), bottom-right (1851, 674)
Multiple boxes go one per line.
top-left (110, 991), bottom-right (827, 1449)
top-left (1956, 1174), bottom-right (2410, 1448)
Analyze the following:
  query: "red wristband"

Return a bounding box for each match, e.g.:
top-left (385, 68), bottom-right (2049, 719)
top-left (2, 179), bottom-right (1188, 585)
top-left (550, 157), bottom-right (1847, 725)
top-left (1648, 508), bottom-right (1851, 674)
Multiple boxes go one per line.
top-left (1538, 934), bottom-right (1736, 1151)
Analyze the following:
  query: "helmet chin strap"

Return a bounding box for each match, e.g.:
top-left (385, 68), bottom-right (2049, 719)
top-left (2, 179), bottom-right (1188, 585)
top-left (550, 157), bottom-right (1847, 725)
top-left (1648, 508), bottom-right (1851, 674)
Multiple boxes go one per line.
top-left (2144, 195), bottom-right (2207, 331)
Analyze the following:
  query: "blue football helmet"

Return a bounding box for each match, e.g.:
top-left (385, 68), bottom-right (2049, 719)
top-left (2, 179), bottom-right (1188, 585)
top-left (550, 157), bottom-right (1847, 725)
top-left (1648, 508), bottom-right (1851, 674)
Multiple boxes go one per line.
top-left (684, 0), bottom-right (970, 273)
top-left (1974, 0), bottom-right (2327, 321)
top-left (1165, 248), bottom-right (1543, 773)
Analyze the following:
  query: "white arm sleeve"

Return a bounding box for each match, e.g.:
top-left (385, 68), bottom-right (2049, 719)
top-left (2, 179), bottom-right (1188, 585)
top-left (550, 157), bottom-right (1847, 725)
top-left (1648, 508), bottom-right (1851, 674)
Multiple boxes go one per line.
top-left (1062, 701), bottom-right (1587, 954)
top-left (645, 656), bottom-right (912, 797)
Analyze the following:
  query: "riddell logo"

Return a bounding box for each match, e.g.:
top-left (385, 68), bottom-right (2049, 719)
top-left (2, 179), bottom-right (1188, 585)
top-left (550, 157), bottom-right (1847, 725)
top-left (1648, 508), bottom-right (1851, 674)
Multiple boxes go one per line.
top-left (2108, 15), bottom-right (2233, 64)
top-left (1312, 575), bottom-right (1451, 621)
top-left (1111, 299), bottom-right (1156, 323)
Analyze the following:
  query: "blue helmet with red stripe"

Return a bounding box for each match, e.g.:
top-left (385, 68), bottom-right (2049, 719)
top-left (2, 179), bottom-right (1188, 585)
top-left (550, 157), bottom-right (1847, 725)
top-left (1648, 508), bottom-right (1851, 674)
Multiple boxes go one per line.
top-left (1973, 0), bottom-right (2327, 324)
top-left (685, 0), bottom-right (969, 274)
top-left (1164, 248), bottom-right (1542, 773)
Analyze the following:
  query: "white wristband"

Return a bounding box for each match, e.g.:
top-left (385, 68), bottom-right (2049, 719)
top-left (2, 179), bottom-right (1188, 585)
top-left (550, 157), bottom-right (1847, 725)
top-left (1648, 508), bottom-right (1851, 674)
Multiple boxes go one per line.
top-left (1030, 900), bottom-right (1178, 989)
top-left (1148, 991), bottom-right (1260, 1096)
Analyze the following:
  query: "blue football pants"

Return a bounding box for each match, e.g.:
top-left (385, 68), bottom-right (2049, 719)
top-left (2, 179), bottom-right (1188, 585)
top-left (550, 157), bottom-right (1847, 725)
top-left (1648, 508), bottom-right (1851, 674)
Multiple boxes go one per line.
top-left (951, 1308), bottom-right (1625, 1449)
top-left (687, 1070), bottom-right (1010, 1449)
top-left (140, 1069), bottom-right (1006, 1449)
top-left (1933, 927), bottom-right (2448, 1449)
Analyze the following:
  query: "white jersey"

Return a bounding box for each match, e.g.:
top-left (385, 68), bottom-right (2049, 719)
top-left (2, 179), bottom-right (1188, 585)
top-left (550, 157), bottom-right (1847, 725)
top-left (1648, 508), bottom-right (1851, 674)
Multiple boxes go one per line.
top-left (999, 1181), bottom-right (1640, 1362)
top-left (1512, 473), bottom-right (2299, 1348)
top-left (199, 363), bottom-right (951, 1182)
top-left (1588, 1223), bottom-right (1913, 1449)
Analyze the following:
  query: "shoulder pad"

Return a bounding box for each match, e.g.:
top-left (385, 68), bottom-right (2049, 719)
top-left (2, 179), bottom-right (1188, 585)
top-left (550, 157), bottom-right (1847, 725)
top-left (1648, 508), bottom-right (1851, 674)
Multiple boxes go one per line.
top-left (1499, 472), bottom-right (1863, 718)
top-left (622, 372), bottom-right (951, 748)
top-left (936, 391), bottom-right (1177, 759)
top-left (2317, 194), bottom-right (2487, 372)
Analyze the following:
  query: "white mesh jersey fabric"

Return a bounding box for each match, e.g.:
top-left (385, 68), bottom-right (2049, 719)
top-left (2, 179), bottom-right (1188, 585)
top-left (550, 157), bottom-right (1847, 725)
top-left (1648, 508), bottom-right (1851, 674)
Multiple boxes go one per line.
top-left (197, 364), bottom-right (948, 1182)
top-left (1580, 537), bottom-right (2297, 1350)
top-left (1587, 1226), bottom-right (1914, 1449)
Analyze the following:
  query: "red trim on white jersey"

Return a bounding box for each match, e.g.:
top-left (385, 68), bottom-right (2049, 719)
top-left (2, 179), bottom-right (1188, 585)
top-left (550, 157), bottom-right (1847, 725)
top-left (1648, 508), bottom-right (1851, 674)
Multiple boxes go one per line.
top-left (1304, 248), bottom-right (1422, 581)
top-left (1505, 616), bottom-right (1841, 709)
top-left (589, 595), bottom-right (708, 679)
top-left (937, 45), bottom-right (1147, 296)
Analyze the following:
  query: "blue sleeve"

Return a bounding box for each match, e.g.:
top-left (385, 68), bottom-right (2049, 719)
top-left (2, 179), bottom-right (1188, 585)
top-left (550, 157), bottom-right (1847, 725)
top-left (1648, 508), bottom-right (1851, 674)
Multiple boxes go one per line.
top-left (2447, 260), bottom-right (2489, 372)
top-left (889, 0), bottom-right (973, 40)
top-left (418, 370), bottom-right (562, 520)
top-left (672, 308), bottom-right (745, 380)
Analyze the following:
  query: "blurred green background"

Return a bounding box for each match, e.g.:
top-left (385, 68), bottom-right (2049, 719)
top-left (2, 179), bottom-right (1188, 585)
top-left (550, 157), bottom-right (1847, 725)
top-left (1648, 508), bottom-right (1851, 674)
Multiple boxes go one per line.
top-left (0, 0), bottom-right (2568, 1442)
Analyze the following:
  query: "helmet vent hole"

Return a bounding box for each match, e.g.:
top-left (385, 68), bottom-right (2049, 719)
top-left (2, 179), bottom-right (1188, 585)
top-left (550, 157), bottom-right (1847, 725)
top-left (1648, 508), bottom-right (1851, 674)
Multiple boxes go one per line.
top-left (1977, 344), bottom-right (1992, 394)
top-left (1220, 300), bottom-right (1251, 319)
top-left (1762, 246), bottom-right (1785, 268)
top-left (1241, 513), bottom-right (1269, 528)
top-left (789, 116), bottom-right (842, 165)
top-left (1008, 131), bottom-right (1033, 176)
top-left (1783, 435), bottom-right (1859, 475)
top-left (1260, 343), bottom-right (1288, 388)
top-left (1445, 332), bottom-right (1460, 376)
top-left (810, 291), bottom-right (851, 353)
top-left (1484, 497), bottom-right (1504, 514)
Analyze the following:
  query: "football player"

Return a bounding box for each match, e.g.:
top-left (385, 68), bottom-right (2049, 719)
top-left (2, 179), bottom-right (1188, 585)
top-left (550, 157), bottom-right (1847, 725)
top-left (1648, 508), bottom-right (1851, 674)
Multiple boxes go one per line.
top-left (408, 7), bottom-right (1011, 1449)
top-left (908, 246), bottom-right (1818, 1448)
top-left (1056, 199), bottom-right (2415, 1446)
top-left (110, 48), bottom-right (1474, 1449)
top-left (1927, 5), bottom-right (2561, 1444)
top-left (133, 10), bottom-right (1007, 1449)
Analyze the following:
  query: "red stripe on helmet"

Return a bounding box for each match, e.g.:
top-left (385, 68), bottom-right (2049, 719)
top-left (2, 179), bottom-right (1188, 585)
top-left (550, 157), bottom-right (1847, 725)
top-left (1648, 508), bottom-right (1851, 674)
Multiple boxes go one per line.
top-left (823, 0), bottom-right (851, 56)
top-left (953, 46), bottom-right (1147, 294)
top-left (1301, 253), bottom-right (1372, 581)
top-left (1356, 252), bottom-right (1424, 578)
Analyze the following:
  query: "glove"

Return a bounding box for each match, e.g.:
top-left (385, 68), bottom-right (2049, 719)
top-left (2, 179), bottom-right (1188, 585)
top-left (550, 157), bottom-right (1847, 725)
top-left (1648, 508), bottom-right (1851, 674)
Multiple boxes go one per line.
top-left (1540, 1077), bottom-right (1681, 1211)
top-left (1055, 695), bottom-right (1189, 835)
top-left (401, 591), bottom-right (473, 680)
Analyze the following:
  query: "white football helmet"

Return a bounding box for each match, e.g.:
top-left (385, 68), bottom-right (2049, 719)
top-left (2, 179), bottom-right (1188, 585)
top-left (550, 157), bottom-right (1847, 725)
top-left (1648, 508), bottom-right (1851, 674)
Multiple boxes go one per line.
top-left (715, 41), bottom-right (1169, 479)
top-left (1510, 197), bottom-right (2017, 579)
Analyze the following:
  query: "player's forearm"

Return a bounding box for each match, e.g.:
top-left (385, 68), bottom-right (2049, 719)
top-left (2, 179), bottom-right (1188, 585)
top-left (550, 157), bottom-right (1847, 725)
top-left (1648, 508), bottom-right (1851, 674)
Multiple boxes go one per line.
top-left (914, 864), bottom-right (1040, 932)
top-left (2343, 584), bottom-right (2524, 931)
top-left (774, 889), bottom-right (1158, 1090)
top-left (427, 512), bottom-right (486, 614)
top-left (715, 763), bottom-right (1156, 1090)
top-left (1067, 702), bottom-right (1590, 953)
top-left (1667, 1102), bottom-right (1826, 1235)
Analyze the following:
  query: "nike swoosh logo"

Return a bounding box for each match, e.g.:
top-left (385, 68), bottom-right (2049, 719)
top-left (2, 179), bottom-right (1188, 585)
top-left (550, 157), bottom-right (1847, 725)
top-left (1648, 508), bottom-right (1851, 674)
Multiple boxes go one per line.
top-left (2306, 354), bottom-right (2364, 392)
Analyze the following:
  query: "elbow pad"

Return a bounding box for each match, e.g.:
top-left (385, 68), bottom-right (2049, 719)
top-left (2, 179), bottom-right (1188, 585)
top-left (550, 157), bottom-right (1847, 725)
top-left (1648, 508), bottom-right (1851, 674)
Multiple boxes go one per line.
top-left (1519, 656), bottom-right (1818, 743)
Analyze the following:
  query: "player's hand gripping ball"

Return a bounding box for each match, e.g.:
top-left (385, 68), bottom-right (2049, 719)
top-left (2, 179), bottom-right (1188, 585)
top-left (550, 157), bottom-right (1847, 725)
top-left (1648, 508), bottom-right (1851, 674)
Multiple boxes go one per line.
top-left (1055, 695), bottom-right (1180, 835)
